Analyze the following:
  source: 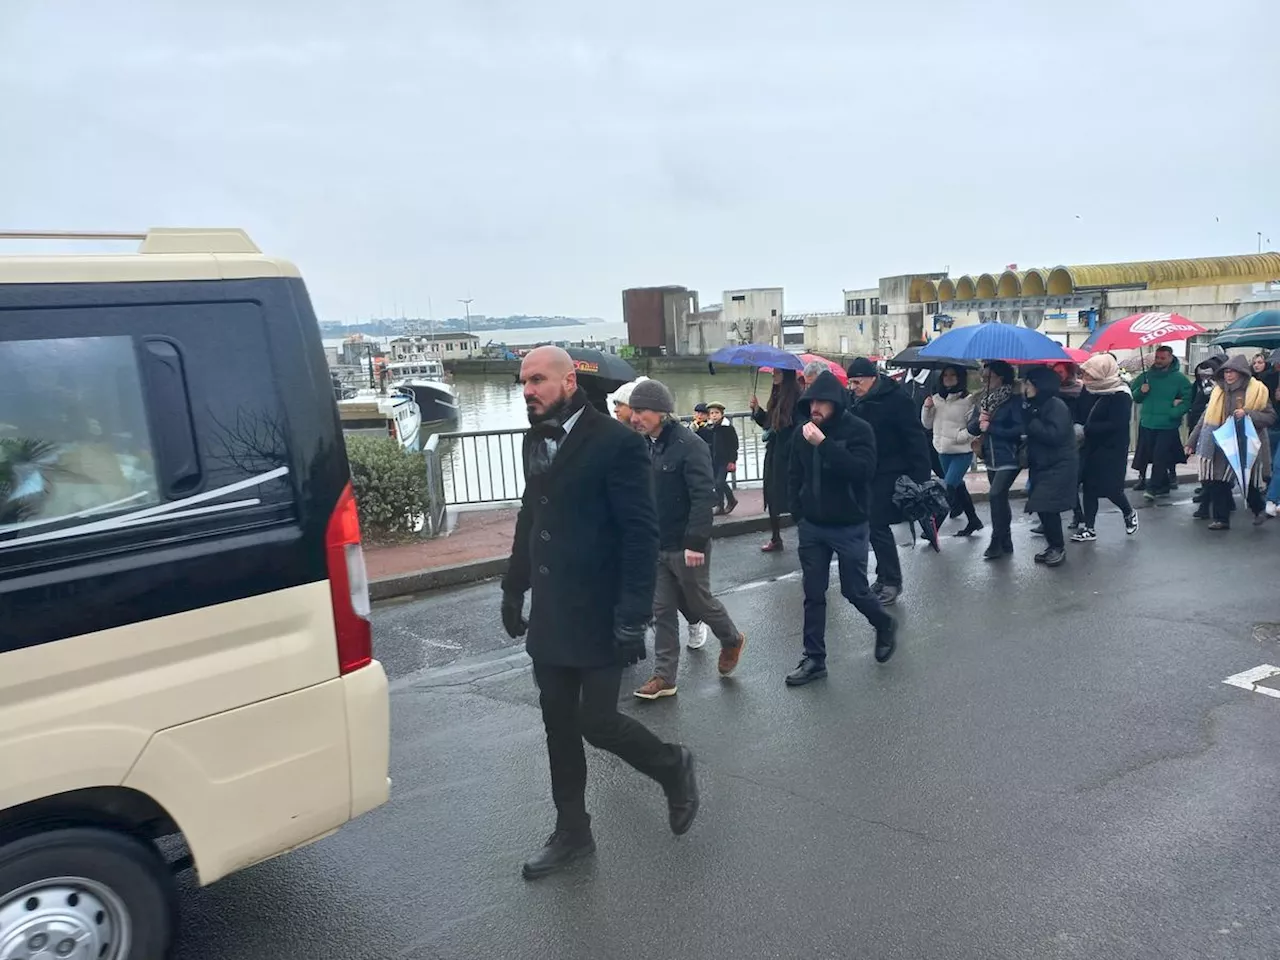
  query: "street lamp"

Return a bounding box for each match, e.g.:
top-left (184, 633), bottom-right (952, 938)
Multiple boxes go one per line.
top-left (458, 298), bottom-right (474, 358)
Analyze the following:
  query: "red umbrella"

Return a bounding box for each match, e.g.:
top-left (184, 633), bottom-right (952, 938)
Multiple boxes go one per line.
top-left (1085, 312), bottom-right (1207, 352)
top-left (1021, 346), bottom-right (1093, 366)
top-left (760, 353), bottom-right (849, 384)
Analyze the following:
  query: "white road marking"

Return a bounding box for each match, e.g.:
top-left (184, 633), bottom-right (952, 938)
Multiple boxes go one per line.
top-left (1223, 664), bottom-right (1280, 700)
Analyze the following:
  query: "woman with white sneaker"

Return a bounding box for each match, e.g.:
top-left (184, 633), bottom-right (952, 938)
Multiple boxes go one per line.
top-left (1072, 354), bottom-right (1139, 542)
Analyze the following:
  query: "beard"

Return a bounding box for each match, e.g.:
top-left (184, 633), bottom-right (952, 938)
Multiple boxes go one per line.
top-left (527, 388), bottom-right (574, 426)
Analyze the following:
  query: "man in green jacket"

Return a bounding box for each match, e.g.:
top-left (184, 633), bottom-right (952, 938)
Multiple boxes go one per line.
top-left (1131, 345), bottom-right (1193, 498)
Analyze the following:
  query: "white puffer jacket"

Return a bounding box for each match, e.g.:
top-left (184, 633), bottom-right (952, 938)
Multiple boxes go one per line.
top-left (921, 391), bottom-right (978, 455)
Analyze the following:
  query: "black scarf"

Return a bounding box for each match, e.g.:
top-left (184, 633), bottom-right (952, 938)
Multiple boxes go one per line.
top-left (527, 389), bottom-right (588, 476)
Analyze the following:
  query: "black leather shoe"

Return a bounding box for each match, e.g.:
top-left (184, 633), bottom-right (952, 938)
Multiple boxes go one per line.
top-left (666, 747), bottom-right (699, 836)
top-left (983, 540), bottom-right (1007, 560)
top-left (521, 829), bottom-right (596, 880)
top-left (875, 619), bottom-right (898, 663)
top-left (785, 657), bottom-right (828, 686)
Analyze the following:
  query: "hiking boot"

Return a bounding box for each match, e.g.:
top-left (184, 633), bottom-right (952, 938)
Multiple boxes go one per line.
top-left (1036, 547), bottom-right (1066, 566)
top-left (875, 584), bottom-right (901, 606)
top-left (666, 747), bottom-right (699, 836)
top-left (686, 621), bottom-right (707, 650)
top-left (1125, 513), bottom-right (1140, 535)
top-left (634, 677), bottom-right (677, 700)
top-left (1070, 527), bottom-right (1097, 542)
top-left (785, 657), bottom-right (828, 686)
top-left (718, 633), bottom-right (746, 677)
top-left (521, 828), bottom-right (596, 880)
top-left (874, 619), bottom-right (898, 664)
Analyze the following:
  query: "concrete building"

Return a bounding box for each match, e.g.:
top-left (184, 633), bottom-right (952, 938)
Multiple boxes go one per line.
top-left (722, 287), bottom-right (785, 347)
top-left (685, 303), bottom-right (727, 355)
top-left (622, 285), bottom-right (699, 355)
top-left (914, 254), bottom-right (1280, 354)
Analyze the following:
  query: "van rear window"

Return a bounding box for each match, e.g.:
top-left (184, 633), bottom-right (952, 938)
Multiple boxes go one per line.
top-left (0, 336), bottom-right (161, 546)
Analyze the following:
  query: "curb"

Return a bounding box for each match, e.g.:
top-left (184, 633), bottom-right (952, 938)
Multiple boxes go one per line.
top-left (370, 468), bottom-right (1198, 601)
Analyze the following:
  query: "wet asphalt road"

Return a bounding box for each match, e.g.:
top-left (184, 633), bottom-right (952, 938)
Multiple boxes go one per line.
top-left (175, 498), bottom-right (1280, 959)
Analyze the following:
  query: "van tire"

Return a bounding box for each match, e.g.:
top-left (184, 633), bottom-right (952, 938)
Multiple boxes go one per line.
top-left (0, 826), bottom-right (176, 960)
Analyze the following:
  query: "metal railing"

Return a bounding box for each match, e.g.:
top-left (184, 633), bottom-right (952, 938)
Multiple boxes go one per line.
top-left (434, 411), bottom-right (767, 507)
top-left (422, 434), bottom-right (448, 535)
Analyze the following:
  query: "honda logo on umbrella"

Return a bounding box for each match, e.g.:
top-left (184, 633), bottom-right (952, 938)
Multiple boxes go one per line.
top-left (1130, 313), bottom-right (1201, 344)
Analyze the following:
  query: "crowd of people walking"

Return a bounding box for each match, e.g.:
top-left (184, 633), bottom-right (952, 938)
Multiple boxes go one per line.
top-left (497, 343), bottom-right (1279, 882)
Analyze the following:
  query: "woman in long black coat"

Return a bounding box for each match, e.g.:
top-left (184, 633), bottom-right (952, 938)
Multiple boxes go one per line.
top-left (1072, 354), bottom-right (1138, 542)
top-left (1022, 366), bottom-right (1079, 566)
top-left (751, 368), bottom-right (800, 552)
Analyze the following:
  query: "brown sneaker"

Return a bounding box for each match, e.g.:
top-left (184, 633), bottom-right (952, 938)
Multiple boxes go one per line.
top-left (718, 633), bottom-right (746, 677)
top-left (634, 677), bottom-right (677, 700)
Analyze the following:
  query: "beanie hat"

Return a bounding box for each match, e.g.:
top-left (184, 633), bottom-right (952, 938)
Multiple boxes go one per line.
top-left (627, 378), bottom-right (676, 414)
top-left (846, 357), bottom-right (878, 379)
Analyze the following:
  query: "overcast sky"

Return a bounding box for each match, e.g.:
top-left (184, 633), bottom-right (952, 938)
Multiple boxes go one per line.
top-left (2, 0), bottom-right (1276, 322)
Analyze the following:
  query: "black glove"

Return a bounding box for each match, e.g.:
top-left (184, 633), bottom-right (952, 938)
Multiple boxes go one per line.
top-left (613, 621), bottom-right (648, 666)
top-left (501, 591), bottom-right (528, 639)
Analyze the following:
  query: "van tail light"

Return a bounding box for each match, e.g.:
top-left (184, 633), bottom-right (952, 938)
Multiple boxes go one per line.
top-left (325, 482), bottom-right (373, 674)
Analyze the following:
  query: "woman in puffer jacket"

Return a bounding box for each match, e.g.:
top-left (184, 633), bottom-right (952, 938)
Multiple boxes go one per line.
top-left (921, 364), bottom-right (982, 537)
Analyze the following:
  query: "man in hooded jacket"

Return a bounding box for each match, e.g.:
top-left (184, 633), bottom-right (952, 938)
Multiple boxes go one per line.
top-left (786, 371), bottom-right (897, 685)
top-left (846, 357), bottom-right (934, 605)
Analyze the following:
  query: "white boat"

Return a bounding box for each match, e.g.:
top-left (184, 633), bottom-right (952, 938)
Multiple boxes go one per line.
top-left (386, 355), bottom-right (459, 425)
top-left (337, 387), bottom-right (422, 452)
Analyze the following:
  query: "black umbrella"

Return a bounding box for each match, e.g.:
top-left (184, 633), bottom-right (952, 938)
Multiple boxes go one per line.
top-left (887, 345), bottom-right (979, 372)
top-left (561, 347), bottom-right (639, 389)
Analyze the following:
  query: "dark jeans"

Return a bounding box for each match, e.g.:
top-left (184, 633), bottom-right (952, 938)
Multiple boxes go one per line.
top-left (714, 466), bottom-right (737, 509)
top-left (653, 546), bottom-right (740, 683)
top-left (1037, 511), bottom-right (1065, 550)
top-left (798, 519), bottom-right (893, 663)
top-left (533, 661), bottom-right (682, 832)
top-left (1084, 492), bottom-right (1133, 527)
top-left (987, 468), bottom-right (1020, 545)
top-left (868, 522), bottom-right (902, 589)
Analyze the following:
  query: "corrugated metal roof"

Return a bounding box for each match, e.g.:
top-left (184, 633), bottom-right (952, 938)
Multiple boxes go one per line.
top-left (1048, 254), bottom-right (1280, 294)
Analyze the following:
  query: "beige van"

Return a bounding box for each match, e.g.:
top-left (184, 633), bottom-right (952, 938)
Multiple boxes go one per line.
top-left (0, 229), bottom-right (390, 959)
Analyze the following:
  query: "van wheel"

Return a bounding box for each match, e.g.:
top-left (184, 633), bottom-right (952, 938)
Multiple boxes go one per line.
top-left (0, 827), bottom-right (175, 960)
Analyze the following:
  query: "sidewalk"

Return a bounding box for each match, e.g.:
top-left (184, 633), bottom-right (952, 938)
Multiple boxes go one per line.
top-left (368, 464), bottom-right (1200, 599)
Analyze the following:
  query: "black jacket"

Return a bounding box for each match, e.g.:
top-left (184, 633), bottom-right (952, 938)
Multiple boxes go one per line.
top-left (1079, 389), bottom-right (1132, 500)
top-left (1022, 367), bottom-right (1080, 514)
top-left (1187, 357), bottom-right (1226, 430)
top-left (788, 372), bottom-right (877, 526)
top-left (650, 418), bottom-right (717, 553)
top-left (701, 420), bottom-right (740, 469)
top-left (851, 375), bottom-right (933, 525)
top-left (752, 407), bottom-right (798, 514)
top-left (502, 402), bottom-right (659, 668)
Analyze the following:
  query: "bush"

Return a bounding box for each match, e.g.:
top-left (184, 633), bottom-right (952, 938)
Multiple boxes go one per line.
top-left (345, 434), bottom-right (427, 539)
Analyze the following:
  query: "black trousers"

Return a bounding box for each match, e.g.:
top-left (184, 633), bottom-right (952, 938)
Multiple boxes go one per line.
top-left (533, 661), bottom-right (681, 832)
top-left (1084, 492), bottom-right (1133, 527)
top-left (1205, 480), bottom-right (1264, 522)
top-left (1037, 511), bottom-right (1065, 550)
top-left (986, 468), bottom-right (1020, 547)
top-left (868, 522), bottom-right (902, 589)
top-left (713, 466), bottom-right (737, 509)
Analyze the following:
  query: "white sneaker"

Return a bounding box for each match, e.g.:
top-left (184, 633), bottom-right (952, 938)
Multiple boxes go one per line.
top-left (686, 621), bottom-right (708, 650)
top-left (1267, 501), bottom-right (1279, 518)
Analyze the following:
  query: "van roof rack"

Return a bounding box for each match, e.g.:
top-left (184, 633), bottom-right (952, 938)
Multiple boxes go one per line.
top-left (0, 228), bottom-right (262, 255)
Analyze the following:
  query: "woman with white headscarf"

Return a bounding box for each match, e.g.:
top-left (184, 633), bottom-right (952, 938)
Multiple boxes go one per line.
top-left (1072, 354), bottom-right (1139, 542)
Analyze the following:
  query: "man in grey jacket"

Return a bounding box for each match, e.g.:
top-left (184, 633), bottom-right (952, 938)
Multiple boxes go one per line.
top-left (628, 379), bottom-right (746, 700)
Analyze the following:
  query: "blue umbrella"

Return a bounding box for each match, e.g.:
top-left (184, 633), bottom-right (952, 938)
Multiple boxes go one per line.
top-left (708, 344), bottom-right (805, 370)
top-left (918, 324), bottom-right (1072, 363)
top-left (1210, 310), bottom-right (1280, 350)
